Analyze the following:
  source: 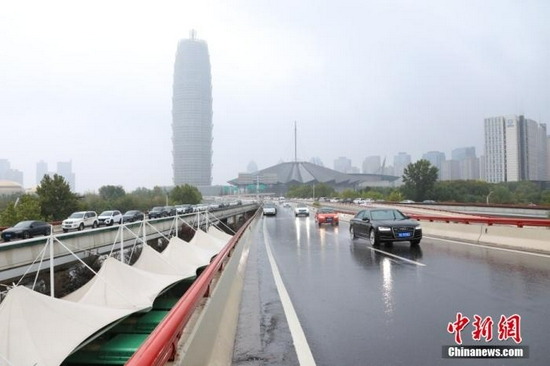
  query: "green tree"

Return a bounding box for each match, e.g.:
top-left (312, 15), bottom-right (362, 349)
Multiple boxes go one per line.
top-left (339, 189), bottom-right (357, 199)
top-left (98, 185), bottom-right (126, 201)
top-left (170, 184), bottom-right (202, 204)
top-left (401, 160), bottom-right (438, 202)
top-left (36, 174), bottom-right (79, 220)
top-left (388, 190), bottom-right (404, 202)
top-left (0, 194), bottom-right (43, 226)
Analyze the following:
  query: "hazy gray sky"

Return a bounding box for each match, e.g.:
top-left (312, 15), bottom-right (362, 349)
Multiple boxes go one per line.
top-left (1, 0), bottom-right (549, 192)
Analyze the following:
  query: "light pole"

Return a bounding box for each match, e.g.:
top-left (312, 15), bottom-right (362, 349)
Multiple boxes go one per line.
top-left (486, 190), bottom-right (494, 205)
top-left (312, 184), bottom-right (315, 202)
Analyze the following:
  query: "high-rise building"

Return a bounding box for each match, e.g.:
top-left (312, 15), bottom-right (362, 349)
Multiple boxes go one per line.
top-left (484, 115), bottom-right (548, 183)
top-left (422, 151), bottom-right (446, 179)
top-left (310, 157), bottom-right (324, 167)
top-left (393, 152), bottom-right (411, 179)
top-left (441, 160), bottom-right (460, 181)
top-left (172, 30), bottom-right (213, 187)
top-left (334, 157), bottom-right (352, 173)
top-left (362, 156), bottom-right (381, 174)
top-left (57, 161), bottom-right (76, 191)
top-left (0, 159), bottom-right (23, 185)
top-left (451, 147), bottom-right (479, 180)
top-left (451, 147), bottom-right (476, 161)
top-left (246, 160), bottom-right (258, 173)
top-left (36, 160), bottom-right (48, 185)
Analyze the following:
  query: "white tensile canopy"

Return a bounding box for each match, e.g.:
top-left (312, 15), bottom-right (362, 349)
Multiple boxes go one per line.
top-left (133, 244), bottom-right (197, 278)
top-left (207, 225), bottom-right (233, 243)
top-left (162, 237), bottom-right (213, 269)
top-left (62, 257), bottom-right (183, 311)
top-left (189, 228), bottom-right (226, 253)
top-left (0, 286), bottom-right (132, 366)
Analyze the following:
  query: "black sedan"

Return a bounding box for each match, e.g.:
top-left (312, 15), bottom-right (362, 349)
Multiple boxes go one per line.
top-left (349, 208), bottom-right (422, 246)
top-left (1, 220), bottom-right (51, 242)
top-left (122, 210), bottom-right (145, 223)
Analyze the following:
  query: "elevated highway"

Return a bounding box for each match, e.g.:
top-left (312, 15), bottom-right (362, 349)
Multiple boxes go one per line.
top-left (1, 202), bottom-right (549, 365)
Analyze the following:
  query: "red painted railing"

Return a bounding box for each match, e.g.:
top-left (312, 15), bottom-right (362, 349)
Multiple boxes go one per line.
top-left (408, 214), bottom-right (550, 228)
top-left (332, 208), bottom-right (550, 228)
top-left (125, 211), bottom-right (258, 366)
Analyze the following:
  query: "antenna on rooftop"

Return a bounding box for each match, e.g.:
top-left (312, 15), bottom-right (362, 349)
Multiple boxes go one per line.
top-left (190, 29), bottom-right (197, 40)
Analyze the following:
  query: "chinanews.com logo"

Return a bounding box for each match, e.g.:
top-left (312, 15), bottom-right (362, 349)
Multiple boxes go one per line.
top-left (443, 313), bottom-right (529, 359)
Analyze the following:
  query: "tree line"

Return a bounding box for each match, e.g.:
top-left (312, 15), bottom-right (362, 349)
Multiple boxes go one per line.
top-left (0, 174), bottom-right (202, 227)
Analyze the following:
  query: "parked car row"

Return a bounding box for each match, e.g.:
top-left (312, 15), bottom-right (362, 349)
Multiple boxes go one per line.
top-left (1, 200), bottom-right (242, 241)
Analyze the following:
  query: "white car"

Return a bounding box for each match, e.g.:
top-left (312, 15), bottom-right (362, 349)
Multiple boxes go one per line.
top-left (97, 210), bottom-right (123, 226)
top-left (263, 204), bottom-right (277, 216)
top-left (294, 203), bottom-right (310, 217)
top-left (62, 211), bottom-right (99, 232)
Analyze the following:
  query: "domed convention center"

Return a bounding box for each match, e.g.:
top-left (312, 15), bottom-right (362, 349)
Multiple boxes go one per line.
top-left (0, 180), bottom-right (25, 195)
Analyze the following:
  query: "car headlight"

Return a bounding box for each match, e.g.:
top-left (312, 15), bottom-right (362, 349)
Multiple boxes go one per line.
top-left (378, 226), bottom-right (391, 232)
top-left (415, 225), bottom-right (422, 230)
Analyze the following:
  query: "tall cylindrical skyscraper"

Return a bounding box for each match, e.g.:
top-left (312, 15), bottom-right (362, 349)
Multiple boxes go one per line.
top-left (172, 30), bottom-right (213, 186)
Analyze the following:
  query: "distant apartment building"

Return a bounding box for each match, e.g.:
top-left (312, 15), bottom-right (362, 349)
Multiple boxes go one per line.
top-left (362, 156), bottom-right (381, 174)
top-left (451, 147), bottom-right (476, 161)
top-left (422, 151), bottom-right (446, 179)
top-left (479, 155), bottom-right (486, 181)
top-left (441, 160), bottom-right (460, 181)
top-left (548, 136), bottom-right (550, 180)
top-left (334, 157), bottom-right (352, 173)
top-left (0, 159), bottom-right (23, 185)
top-left (484, 115), bottom-right (548, 183)
top-left (310, 157), bottom-right (324, 167)
top-left (451, 147), bottom-right (480, 180)
top-left (36, 160), bottom-right (48, 185)
top-left (393, 152), bottom-right (411, 179)
top-left (57, 161), bottom-right (76, 191)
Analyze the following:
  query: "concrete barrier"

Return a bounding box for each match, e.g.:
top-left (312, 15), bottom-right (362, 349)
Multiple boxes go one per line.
top-left (421, 221), bottom-right (550, 254)
top-left (174, 219), bottom-right (258, 366)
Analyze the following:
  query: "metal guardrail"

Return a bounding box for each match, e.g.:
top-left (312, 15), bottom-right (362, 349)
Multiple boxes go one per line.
top-left (125, 209), bottom-right (259, 366)
top-left (407, 214), bottom-right (550, 228)
top-left (333, 207), bottom-right (550, 228)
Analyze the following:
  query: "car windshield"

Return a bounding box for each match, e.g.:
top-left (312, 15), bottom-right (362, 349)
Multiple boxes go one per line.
top-left (319, 208), bottom-right (335, 213)
top-left (152, 207), bottom-right (163, 211)
top-left (69, 213), bottom-right (84, 219)
top-left (370, 210), bottom-right (406, 220)
top-left (13, 221), bottom-right (33, 228)
top-left (297, 203), bottom-right (306, 208)
top-left (99, 211), bottom-right (113, 216)
top-left (125, 210), bottom-right (138, 215)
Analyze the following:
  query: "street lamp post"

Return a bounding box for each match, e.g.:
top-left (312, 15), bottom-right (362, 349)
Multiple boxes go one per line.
top-left (486, 190), bottom-right (494, 205)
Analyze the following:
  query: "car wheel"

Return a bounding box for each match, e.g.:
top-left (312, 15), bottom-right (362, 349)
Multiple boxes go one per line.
top-left (79, 223), bottom-right (84, 231)
top-left (369, 229), bottom-right (379, 246)
top-left (23, 231), bottom-right (30, 239)
top-left (350, 226), bottom-right (357, 239)
top-left (318, 222), bottom-right (322, 227)
top-left (92, 222), bottom-right (98, 229)
top-left (44, 229), bottom-right (51, 236)
top-left (410, 239), bottom-right (421, 246)
top-left (333, 222), bottom-right (339, 226)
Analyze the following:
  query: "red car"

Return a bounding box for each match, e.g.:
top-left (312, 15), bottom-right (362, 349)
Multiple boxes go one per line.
top-left (315, 207), bottom-right (339, 227)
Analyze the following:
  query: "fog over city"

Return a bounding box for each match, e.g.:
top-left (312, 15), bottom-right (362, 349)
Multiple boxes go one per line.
top-left (1, 0), bottom-right (549, 192)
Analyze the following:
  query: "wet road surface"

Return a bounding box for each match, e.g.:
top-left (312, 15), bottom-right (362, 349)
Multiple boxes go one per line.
top-left (232, 206), bottom-right (550, 365)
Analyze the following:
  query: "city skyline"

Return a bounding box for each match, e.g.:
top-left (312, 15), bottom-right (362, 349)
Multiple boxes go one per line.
top-left (1, 1), bottom-right (550, 192)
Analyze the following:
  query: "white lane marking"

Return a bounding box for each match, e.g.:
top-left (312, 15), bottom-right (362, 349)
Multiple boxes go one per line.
top-left (425, 235), bottom-right (550, 259)
top-left (368, 246), bottom-right (426, 266)
top-left (263, 220), bottom-right (317, 366)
